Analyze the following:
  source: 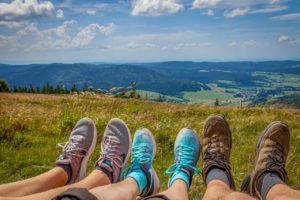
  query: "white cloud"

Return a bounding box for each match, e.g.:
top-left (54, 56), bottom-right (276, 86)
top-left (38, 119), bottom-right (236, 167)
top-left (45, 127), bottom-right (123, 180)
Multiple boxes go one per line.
top-left (270, 0), bottom-right (280, 4)
top-left (87, 10), bottom-right (96, 15)
top-left (0, 20), bottom-right (28, 29)
top-left (128, 41), bottom-right (139, 49)
top-left (250, 5), bottom-right (287, 14)
top-left (291, 38), bottom-right (300, 45)
top-left (202, 9), bottom-right (214, 16)
top-left (243, 40), bottom-right (257, 47)
top-left (0, 21), bottom-right (117, 51)
top-left (131, 0), bottom-right (184, 16)
top-left (56, 9), bottom-right (64, 19)
top-left (224, 8), bottom-right (249, 18)
top-left (175, 42), bottom-right (211, 50)
top-left (0, 0), bottom-right (54, 21)
top-left (271, 13), bottom-right (300, 20)
top-left (192, 0), bottom-right (221, 9)
top-left (278, 35), bottom-right (289, 42)
top-left (228, 41), bottom-right (237, 47)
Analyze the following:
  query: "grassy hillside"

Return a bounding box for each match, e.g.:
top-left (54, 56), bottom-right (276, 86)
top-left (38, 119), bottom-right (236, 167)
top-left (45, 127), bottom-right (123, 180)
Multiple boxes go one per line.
top-left (0, 93), bottom-right (299, 199)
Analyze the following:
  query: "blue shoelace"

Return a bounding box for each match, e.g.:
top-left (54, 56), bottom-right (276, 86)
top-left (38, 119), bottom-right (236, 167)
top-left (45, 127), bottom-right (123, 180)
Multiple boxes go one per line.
top-left (124, 145), bottom-right (153, 175)
top-left (165, 145), bottom-right (201, 175)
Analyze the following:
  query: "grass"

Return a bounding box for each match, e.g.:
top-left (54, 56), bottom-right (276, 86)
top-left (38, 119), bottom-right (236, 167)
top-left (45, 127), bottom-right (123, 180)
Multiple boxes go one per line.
top-left (0, 93), bottom-right (300, 199)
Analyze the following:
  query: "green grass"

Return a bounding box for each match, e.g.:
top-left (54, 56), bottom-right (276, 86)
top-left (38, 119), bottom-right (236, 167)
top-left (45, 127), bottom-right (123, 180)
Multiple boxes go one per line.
top-left (0, 93), bottom-right (300, 199)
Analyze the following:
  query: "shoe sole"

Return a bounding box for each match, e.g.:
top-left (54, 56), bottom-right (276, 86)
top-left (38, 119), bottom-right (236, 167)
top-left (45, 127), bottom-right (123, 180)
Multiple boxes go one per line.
top-left (77, 118), bottom-right (98, 181)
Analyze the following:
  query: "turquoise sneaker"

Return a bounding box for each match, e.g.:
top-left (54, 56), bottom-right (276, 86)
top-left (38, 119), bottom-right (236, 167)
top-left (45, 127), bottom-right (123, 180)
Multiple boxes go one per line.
top-left (166, 128), bottom-right (201, 189)
top-left (126, 128), bottom-right (160, 197)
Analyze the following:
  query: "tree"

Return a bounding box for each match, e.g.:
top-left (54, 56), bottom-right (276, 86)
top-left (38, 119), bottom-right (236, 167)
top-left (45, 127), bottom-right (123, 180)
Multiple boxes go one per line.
top-left (0, 79), bottom-right (10, 92)
top-left (71, 84), bottom-right (78, 93)
top-left (214, 98), bottom-right (220, 106)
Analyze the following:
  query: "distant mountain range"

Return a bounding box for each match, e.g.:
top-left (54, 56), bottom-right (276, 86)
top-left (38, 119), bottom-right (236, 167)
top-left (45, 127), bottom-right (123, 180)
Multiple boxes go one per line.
top-left (0, 61), bottom-right (299, 96)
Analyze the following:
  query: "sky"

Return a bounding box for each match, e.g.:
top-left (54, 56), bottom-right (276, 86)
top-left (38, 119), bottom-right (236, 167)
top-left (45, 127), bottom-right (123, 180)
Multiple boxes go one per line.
top-left (0, 0), bottom-right (299, 64)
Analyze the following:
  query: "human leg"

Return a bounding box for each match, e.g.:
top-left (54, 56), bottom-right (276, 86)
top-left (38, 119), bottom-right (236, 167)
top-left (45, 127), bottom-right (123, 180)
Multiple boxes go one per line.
top-left (0, 117), bottom-right (132, 200)
top-left (241, 121), bottom-right (300, 200)
top-left (0, 117), bottom-right (97, 197)
top-left (201, 114), bottom-right (255, 200)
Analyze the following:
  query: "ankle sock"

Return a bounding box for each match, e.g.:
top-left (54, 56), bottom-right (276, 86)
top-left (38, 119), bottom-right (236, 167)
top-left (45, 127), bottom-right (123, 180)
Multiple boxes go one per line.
top-left (127, 169), bottom-right (147, 194)
top-left (205, 167), bottom-right (230, 186)
top-left (57, 164), bottom-right (72, 183)
top-left (169, 170), bottom-right (190, 189)
top-left (259, 172), bottom-right (284, 200)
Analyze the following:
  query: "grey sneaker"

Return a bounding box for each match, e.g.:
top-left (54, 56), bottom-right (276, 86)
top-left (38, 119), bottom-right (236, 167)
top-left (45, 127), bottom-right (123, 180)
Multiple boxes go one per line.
top-left (95, 118), bottom-right (132, 183)
top-left (56, 117), bottom-right (97, 184)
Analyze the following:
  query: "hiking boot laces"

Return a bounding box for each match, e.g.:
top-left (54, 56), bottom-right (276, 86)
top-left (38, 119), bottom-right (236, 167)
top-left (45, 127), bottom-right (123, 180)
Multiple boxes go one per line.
top-left (265, 143), bottom-right (287, 176)
top-left (58, 135), bottom-right (87, 158)
top-left (166, 145), bottom-right (201, 175)
top-left (203, 136), bottom-right (231, 170)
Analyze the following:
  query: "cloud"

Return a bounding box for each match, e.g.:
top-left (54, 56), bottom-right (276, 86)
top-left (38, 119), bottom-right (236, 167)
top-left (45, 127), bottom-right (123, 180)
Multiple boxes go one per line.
top-left (128, 41), bottom-right (139, 49)
top-left (271, 13), bottom-right (300, 20)
top-left (86, 10), bottom-right (96, 15)
top-left (243, 40), bottom-right (257, 47)
top-left (0, 20), bottom-right (117, 51)
top-left (278, 35), bottom-right (289, 42)
top-left (291, 38), bottom-right (300, 45)
top-left (250, 5), bottom-right (287, 14)
top-left (56, 9), bottom-right (64, 19)
top-left (228, 41), bottom-right (237, 47)
top-left (0, 0), bottom-right (54, 21)
top-left (131, 0), bottom-right (184, 16)
top-left (224, 8), bottom-right (249, 18)
top-left (0, 20), bottom-right (28, 29)
top-left (202, 9), bottom-right (214, 16)
top-left (175, 42), bottom-right (212, 50)
top-left (270, 0), bottom-right (280, 4)
top-left (192, 0), bottom-right (221, 9)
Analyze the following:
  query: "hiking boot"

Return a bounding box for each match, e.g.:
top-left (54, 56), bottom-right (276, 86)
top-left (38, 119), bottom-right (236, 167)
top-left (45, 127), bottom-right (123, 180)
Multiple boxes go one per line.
top-left (241, 121), bottom-right (290, 199)
top-left (201, 114), bottom-right (235, 189)
top-left (126, 128), bottom-right (160, 197)
top-left (56, 117), bottom-right (97, 184)
top-left (95, 118), bottom-right (131, 183)
top-left (165, 128), bottom-right (201, 189)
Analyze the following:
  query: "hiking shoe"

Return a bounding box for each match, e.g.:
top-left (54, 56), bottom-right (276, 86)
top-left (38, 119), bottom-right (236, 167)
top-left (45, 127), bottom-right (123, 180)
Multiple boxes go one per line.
top-left (56, 117), bottom-right (97, 184)
top-left (165, 128), bottom-right (201, 189)
top-left (95, 118), bottom-right (131, 183)
top-left (126, 128), bottom-right (160, 197)
top-left (201, 114), bottom-right (235, 189)
top-left (241, 121), bottom-right (290, 199)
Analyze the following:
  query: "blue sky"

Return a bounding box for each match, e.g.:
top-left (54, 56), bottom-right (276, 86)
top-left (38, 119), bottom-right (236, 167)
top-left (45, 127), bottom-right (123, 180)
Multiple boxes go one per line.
top-left (0, 0), bottom-right (299, 64)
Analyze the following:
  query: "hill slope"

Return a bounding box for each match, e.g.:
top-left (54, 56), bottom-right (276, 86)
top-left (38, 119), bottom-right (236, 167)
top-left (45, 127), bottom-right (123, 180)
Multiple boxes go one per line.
top-left (0, 93), bottom-right (299, 199)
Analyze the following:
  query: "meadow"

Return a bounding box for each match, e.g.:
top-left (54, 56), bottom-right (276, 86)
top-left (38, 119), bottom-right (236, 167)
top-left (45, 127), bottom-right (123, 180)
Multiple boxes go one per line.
top-left (0, 93), bottom-right (299, 199)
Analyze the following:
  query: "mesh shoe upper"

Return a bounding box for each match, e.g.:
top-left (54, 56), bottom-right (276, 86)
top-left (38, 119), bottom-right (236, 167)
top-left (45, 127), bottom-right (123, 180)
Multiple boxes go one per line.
top-left (56, 117), bottom-right (97, 184)
top-left (95, 118), bottom-right (131, 183)
top-left (165, 128), bottom-right (201, 188)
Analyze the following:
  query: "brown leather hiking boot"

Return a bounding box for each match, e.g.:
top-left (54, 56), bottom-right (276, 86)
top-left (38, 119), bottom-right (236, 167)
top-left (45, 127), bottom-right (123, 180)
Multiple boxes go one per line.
top-left (201, 114), bottom-right (235, 189)
top-left (241, 121), bottom-right (290, 200)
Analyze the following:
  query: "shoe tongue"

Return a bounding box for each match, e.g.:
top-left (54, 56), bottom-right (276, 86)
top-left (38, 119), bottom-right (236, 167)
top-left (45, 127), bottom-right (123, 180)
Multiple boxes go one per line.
top-left (100, 160), bottom-right (113, 172)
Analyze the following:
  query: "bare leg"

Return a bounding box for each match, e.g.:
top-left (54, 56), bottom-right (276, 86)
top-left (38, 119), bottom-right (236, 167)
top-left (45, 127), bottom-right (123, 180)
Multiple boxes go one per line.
top-left (89, 178), bottom-right (139, 200)
top-left (159, 180), bottom-right (188, 200)
top-left (0, 167), bottom-right (68, 197)
top-left (203, 180), bottom-right (256, 200)
top-left (267, 184), bottom-right (300, 200)
top-left (16, 170), bottom-right (110, 200)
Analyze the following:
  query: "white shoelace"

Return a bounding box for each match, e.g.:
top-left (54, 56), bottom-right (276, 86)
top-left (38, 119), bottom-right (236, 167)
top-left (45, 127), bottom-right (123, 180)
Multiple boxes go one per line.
top-left (58, 135), bottom-right (87, 157)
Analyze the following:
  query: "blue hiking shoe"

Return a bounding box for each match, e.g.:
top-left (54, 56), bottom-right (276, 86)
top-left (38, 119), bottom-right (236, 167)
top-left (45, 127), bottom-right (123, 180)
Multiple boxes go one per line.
top-left (165, 128), bottom-right (201, 189)
top-left (126, 128), bottom-right (160, 197)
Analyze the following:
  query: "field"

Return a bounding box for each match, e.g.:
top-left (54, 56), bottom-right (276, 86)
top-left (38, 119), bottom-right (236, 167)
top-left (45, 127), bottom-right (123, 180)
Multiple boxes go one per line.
top-left (0, 93), bottom-right (300, 199)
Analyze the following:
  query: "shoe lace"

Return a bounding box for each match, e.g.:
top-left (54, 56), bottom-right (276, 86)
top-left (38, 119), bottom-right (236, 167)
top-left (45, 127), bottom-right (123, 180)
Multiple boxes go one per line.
top-left (266, 143), bottom-right (287, 175)
top-left (203, 136), bottom-right (231, 170)
top-left (58, 135), bottom-right (87, 158)
top-left (165, 145), bottom-right (201, 175)
top-left (124, 145), bottom-right (153, 175)
top-left (98, 135), bottom-right (123, 168)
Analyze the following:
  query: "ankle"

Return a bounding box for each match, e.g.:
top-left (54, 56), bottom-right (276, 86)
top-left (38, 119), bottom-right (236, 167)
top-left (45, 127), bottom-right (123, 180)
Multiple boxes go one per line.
top-left (126, 168), bottom-right (148, 194)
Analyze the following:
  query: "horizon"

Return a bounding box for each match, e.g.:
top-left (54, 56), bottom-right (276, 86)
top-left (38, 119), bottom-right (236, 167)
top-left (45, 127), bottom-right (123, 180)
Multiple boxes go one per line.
top-left (0, 0), bottom-right (300, 64)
